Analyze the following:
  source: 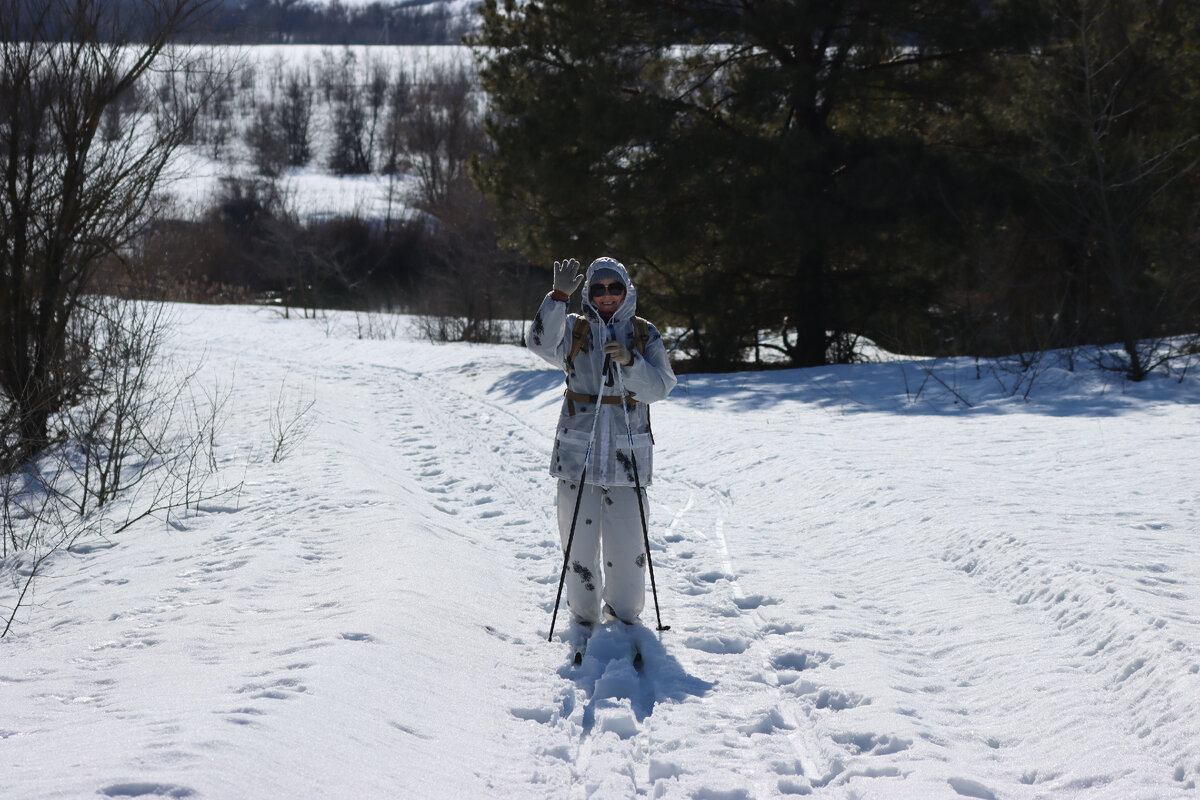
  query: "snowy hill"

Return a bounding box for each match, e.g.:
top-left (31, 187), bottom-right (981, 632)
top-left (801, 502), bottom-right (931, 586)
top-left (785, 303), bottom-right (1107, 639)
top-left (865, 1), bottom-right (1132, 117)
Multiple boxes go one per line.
top-left (3, 304), bottom-right (1200, 799)
top-left (310, 0), bottom-right (478, 12)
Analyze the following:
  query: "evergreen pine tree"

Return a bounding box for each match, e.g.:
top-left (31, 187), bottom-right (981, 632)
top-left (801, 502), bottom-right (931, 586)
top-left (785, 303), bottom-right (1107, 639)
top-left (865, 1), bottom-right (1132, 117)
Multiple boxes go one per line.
top-left (472, 0), bottom-right (1043, 368)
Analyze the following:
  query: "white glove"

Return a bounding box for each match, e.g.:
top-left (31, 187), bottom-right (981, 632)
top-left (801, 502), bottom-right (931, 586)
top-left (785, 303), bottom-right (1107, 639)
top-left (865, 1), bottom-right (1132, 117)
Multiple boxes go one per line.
top-left (603, 340), bottom-right (634, 367)
top-left (552, 258), bottom-right (583, 297)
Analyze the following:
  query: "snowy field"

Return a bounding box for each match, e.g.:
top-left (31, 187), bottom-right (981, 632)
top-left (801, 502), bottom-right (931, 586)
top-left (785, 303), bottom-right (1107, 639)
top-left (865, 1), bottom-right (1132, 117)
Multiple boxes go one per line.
top-left (3, 303), bottom-right (1200, 799)
top-left (162, 44), bottom-right (477, 222)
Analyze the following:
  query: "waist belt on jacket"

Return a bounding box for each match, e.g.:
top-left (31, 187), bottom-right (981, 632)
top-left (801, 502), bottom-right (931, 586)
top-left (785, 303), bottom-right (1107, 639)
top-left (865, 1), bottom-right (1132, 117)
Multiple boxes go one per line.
top-left (564, 389), bottom-right (637, 416)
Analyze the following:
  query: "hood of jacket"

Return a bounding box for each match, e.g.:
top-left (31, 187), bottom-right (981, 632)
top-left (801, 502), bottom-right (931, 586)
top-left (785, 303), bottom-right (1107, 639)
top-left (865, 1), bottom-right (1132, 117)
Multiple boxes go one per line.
top-left (582, 257), bottom-right (637, 325)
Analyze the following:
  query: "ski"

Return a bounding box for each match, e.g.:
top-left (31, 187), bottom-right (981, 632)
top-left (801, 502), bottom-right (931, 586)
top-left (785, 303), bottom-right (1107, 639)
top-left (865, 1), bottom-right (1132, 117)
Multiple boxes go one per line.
top-left (569, 621), bottom-right (593, 667)
top-left (562, 620), bottom-right (644, 669)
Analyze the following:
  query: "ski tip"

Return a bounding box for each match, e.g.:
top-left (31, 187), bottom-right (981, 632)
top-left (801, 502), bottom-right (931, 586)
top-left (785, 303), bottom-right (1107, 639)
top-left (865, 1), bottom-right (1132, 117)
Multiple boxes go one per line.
top-left (573, 650), bottom-right (583, 666)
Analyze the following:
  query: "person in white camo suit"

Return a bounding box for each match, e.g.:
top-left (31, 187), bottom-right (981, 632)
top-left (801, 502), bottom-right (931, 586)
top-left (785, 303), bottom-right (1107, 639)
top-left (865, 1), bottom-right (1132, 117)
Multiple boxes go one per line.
top-left (527, 256), bottom-right (677, 626)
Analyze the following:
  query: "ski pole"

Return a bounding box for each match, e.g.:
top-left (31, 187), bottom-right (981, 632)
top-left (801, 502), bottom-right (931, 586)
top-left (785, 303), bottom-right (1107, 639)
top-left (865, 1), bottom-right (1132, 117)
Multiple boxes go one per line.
top-left (613, 341), bottom-right (670, 632)
top-left (548, 340), bottom-right (610, 642)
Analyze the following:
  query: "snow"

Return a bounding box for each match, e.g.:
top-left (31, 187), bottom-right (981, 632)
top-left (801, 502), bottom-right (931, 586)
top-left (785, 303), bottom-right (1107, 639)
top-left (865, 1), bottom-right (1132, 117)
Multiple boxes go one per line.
top-left (317, 0), bottom-right (479, 15)
top-left (165, 159), bottom-right (415, 224)
top-left (4, 304), bottom-right (1200, 799)
top-left (159, 44), bottom-right (477, 221)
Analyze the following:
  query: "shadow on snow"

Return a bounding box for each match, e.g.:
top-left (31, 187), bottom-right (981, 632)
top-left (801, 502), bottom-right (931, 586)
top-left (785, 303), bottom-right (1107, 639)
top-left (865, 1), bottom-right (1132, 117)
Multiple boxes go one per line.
top-left (490, 369), bottom-right (565, 405)
top-left (557, 622), bottom-right (715, 736)
top-left (490, 356), bottom-right (1200, 419)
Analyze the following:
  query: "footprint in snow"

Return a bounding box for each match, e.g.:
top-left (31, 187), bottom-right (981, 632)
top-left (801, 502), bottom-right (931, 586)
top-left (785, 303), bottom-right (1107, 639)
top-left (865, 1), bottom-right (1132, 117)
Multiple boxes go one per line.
top-left (649, 759), bottom-right (685, 782)
top-left (483, 625), bottom-right (527, 645)
top-left (737, 707), bottom-right (795, 736)
top-left (813, 688), bottom-right (866, 710)
top-left (236, 676), bottom-right (307, 701)
top-left (222, 707), bottom-right (267, 726)
top-left (683, 635), bottom-right (750, 655)
top-left (831, 731), bottom-right (912, 756)
top-left (598, 709), bottom-right (639, 740)
top-left (99, 783), bottom-right (196, 798)
top-left (772, 650), bottom-right (830, 672)
top-left (948, 777), bottom-right (998, 799)
top-left (783, 683), bottom-right (866, 710)
top-left (734, 594), bottom-right (780, 610)
top-left (510, 706), bottom-right (554, 724)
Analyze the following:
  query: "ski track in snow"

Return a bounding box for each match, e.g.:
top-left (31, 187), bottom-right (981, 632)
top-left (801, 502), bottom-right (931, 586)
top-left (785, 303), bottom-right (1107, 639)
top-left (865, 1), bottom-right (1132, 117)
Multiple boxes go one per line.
top-left (3, 305), bottom-right (1200, 799)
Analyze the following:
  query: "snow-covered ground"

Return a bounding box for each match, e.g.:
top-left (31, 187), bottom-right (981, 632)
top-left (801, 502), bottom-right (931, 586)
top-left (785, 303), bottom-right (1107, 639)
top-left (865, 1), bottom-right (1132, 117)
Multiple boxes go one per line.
top-left (162, 44), bottom-right (477, 221)
top-left (3, 304), bottom-right (1200, 799)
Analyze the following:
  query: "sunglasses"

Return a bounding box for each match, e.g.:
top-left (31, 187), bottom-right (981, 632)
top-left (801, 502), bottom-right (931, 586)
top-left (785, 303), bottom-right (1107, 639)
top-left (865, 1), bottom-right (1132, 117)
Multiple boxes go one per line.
top-left (589, 282), bottom-right (626, 298)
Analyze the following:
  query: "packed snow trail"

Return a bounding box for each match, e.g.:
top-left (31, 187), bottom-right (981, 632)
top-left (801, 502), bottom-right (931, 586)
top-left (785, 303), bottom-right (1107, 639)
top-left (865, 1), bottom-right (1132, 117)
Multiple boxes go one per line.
top-left (648, 370), bottom-right (1200, 799)
top-left (2, 306), bottom-right (1199, 799)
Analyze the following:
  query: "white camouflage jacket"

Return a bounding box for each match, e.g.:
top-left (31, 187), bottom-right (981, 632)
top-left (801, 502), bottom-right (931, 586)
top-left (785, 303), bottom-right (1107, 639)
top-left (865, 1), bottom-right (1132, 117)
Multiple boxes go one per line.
top-left (526, 258), bottom-right (677, 487)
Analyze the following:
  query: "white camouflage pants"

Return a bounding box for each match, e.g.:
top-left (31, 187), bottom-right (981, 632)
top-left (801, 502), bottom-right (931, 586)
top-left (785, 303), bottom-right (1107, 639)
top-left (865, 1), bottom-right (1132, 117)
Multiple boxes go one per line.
top-left (557, 479), bottom-right (647, 625)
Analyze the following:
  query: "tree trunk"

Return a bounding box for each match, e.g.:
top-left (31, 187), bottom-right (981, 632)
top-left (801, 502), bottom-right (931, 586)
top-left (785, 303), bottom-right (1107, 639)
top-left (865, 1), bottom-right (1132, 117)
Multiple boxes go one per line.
top-left (791, 248), bottom-right (828, 367)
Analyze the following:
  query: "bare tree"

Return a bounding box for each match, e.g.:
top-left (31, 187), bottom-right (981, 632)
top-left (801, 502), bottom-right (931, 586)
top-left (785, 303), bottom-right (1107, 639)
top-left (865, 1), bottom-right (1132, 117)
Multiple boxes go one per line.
top-left (247, 103), bottom-right (286, 177)
top-left (412, 177), bottom-right (527, 344)
top-left (1, 329), bottom-right (242, 637)
top-left (1028, 0), bottom-right (1200, 379)
top-left (60, 297), bottom-right (177, 515)
top-left (327, 48), bottom-right (378, 175)
top-left (0, 0), bottom-right (222, 467)
top-left (267, 377), bottom-right (316, 464)
top-left (407, 60), bottom-right (484, 211)
top-left (404, 60), bottom-right (534, 343)
top-left (279, 66), bottom-right (313, 167)
top-left (247, 65), bottom-right (314, 176)
top-left (381, 64), bottom-right (413, 174)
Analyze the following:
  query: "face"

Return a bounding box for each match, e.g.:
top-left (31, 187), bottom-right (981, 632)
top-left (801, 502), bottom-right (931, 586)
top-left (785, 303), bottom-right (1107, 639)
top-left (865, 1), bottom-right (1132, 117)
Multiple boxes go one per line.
top-left (589, 278), bottom-right (626, 319)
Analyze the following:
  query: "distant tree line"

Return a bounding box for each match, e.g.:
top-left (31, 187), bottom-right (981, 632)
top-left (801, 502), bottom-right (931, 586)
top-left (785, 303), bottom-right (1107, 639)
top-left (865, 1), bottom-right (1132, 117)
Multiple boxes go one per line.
top-left (472, 0), bottom-right (1200, 377)
top-left (99, 47), bottom-right (540, 336)
top-left (10, 0), bottom-right (1198, 383)
top-left (2, 0), bottom-right (473, 45)
top-left (192, 0), bottom-right (474, 45)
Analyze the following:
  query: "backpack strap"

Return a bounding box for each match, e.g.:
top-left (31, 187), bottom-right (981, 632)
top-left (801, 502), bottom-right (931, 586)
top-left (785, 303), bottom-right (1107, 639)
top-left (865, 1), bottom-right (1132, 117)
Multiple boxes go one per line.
top-left (632, 317), bottom-right (650, 357)
top-left (566, 315), bottom-right (590, 372)
top-left (631, 317), bottom-right (654, 443)
top-left (564, 315), bottom-right (658, 441)
top-left (569, 316), bottom-right (650, 369)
